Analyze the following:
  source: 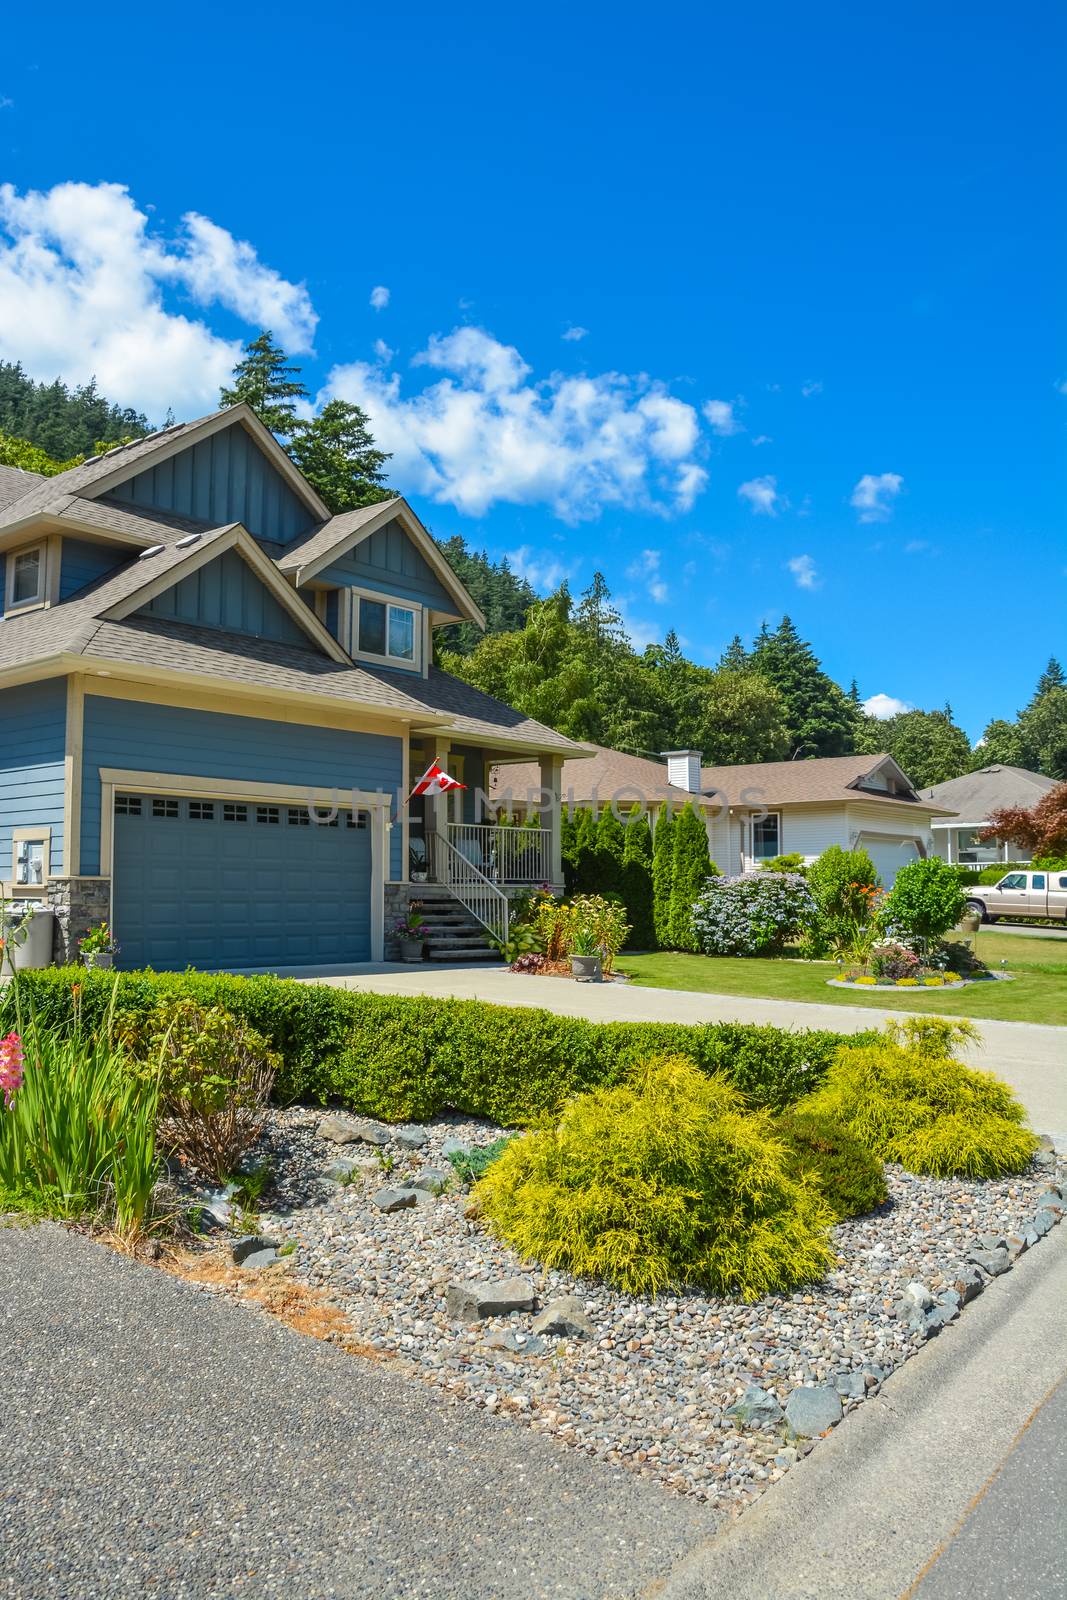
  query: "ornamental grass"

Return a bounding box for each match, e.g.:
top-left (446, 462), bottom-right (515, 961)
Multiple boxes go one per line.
top-left (475, 1053), bottom-right (835, 1300)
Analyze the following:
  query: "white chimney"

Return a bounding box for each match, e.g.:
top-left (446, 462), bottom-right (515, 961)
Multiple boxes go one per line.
top-left (662, 750), bottom-right (702, 793)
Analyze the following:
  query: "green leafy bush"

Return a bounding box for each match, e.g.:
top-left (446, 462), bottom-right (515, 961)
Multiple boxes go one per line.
top-left (881, 858), bottom-right (966, 947)
top-left (7, 969), bottom-right (866, 1124)
top-left (807, 845), bottom-right (880, 948)
top-left (797, 1021), bottom-right (1037, 1178)
top-left (691, 872), bottom-right (817, 956)
top-left (759, 853), bottom-right (806, 874)
top-left (476, 1055), bottom-right (835, 1299)
top-left (774, 1109), bottom-right (888, 1219)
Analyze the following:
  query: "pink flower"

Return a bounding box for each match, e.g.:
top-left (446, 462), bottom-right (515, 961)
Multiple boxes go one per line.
top-left (0, 1032), bottom-right (24, 1108)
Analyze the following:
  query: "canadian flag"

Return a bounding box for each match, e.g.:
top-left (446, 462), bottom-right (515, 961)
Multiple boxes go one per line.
top-left (408, 760), bottom-right (466, 799)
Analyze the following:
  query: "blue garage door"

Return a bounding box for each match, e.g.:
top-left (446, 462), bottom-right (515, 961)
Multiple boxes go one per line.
top-left (113, 793), bottom-right (373, 971)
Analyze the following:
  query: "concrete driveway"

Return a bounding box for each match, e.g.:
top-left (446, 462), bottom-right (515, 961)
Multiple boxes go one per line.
top-left (294, 964), bottom-right (1067, 1143)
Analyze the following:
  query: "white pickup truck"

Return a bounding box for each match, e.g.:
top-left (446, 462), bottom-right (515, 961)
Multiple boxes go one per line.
top-left (964, 868), bottom-right (1067, 923)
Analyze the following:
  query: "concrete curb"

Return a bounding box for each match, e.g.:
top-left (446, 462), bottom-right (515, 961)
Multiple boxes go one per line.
top-left (645, 1223), bottom-right (1067, 1600)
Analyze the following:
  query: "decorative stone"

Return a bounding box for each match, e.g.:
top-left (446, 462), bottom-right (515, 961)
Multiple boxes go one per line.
top-left (724, 1384), bottom-right (785, 1429)
top-left (318, 1115), bottom-right (391, 1147)
top-left (445, 1276), bottom-right (537, 1323)
top-left (486, 1330), bottom-right (547, 1356)
top-left (924, 1300), bottom-right (959, 1335)
top-left (531, 1295), bottom-right (594, 1340)
top-left (371, 1186), bottom-right (418, 1213)
top-left (240, 1247), bottom-right (279, 1269)
top-left (1032, 1209), bottom-right (1055, 1237)
top-left (408, 1167), bottom-right (451, 1193)
top-left (784, 1386), bottom-right (843, 1438)
top-left (230, 1233), bottom-right (278, 1265)
top-left (395, 1126), bottom-right (430, 1150)
top-left (834, 1372), bottom-right (866, 1400)
top-left (774, 1447), bottom-right (799, 1470)
top-left (997, 1232), bottom-right (1028, 1261)
top-left (951, 1265), bottom-right (985, 1304)
top-left (903, 1280), bottom-right (934, 1311)
top-left (326, 1158), bottom-right (378, 1184)
top-left (1033, 1191), bottom-right (1065, 1216)
top-left (968, 1246), bottom-right (1012, 1277)
top-left (441, 1137), bottom-right (471, 1159)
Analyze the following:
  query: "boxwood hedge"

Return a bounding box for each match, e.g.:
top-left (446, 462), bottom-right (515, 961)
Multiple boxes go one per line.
top-left (5, 967), bottom-right (871, 1126)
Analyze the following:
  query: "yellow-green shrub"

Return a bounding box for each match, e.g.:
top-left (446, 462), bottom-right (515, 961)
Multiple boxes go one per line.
top-left (797, 1022), bottom-right (1036, 1179)
top-left (475, 1054), bottom-right (835, 1300)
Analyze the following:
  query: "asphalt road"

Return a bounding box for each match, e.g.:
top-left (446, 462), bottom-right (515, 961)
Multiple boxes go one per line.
top-left (0, 1224), bottom-right (708, 1600)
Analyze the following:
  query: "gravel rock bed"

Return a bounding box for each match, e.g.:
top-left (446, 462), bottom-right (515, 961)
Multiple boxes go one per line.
top-left (229, 1107), bottom-right (1064, 1511)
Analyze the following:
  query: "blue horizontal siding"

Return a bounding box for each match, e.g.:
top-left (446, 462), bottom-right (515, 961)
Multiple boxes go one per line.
top-left (316, 518), bottom-right (455, 611)
top-left (60, 538), bottom-right (125, 600)
top-left (136, 549), bottom-right (310, 645)
top-left (0, 679), bottom-right (67, 876)
top-left (110, 422), bottom-right (312, 544)
top-left (80, 695), bottom-right (404, 877)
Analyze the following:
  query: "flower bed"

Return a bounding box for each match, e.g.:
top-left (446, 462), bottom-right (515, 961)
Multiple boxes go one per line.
top-left (828, 972), bottom-right (1011, 990)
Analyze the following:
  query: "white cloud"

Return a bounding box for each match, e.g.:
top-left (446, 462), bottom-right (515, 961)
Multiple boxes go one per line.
top-left (508, 544), bottom-right (576, 593)
top-left (863, 692), bottom-right (913, 719)
top-left (738, 474), bottom-right (779, 515)
top-left (801, 379), bottom-right (823, 397)
top-left (851, 471), bottom-right (903, 522)
top-left (0, 180), bottom-right (316, 417)
top-left (751, 433), bottom-right (772, 446)
top-left (369, 284), bottom-right (390, 310)
top-left (626, 547), bottom-right (669, 603)
top-left (561, 324), bottom-right (589, 342)
top-left (373, 337), bottom-right (393, 363)
top-left (786, 553), bottom-right (819, 590)
top-left (617, 601), bottom-right (660, 653)
top-left (324, 325), bottom-right (709, 521)
top-left (703, 398), bottom-right (742, 436)
top-left (904, 538), bottom-right (929, 554)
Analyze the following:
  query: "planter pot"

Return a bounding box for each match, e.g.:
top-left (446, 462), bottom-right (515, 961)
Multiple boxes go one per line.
top-left (410, 871), bottom-right (428, 884)
top-left (571, 954), bottom-right (603, 983)
top-left (398, 938), bottom-right (424, 964)
top-left (85, 951), bottom-right (113, 970)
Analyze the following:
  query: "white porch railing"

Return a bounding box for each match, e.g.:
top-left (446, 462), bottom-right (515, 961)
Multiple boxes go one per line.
top-left (445, 822), bottom-right (551, 886)
top-left (426, 831), bottom-right (511, 945)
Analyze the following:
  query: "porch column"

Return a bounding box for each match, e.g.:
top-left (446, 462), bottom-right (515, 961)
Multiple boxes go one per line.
top-left (427, 736), bottom-right (452, 878)
top-left (539, 754), bottom-right (564, 886)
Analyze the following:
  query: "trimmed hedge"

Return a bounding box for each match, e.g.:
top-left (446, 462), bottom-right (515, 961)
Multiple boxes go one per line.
top-left (6, 967), bottom-right (870, 1125)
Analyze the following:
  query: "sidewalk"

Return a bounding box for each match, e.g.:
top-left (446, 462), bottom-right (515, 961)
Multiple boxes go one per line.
top-left (298, 965), bottom-right (1067, 1142)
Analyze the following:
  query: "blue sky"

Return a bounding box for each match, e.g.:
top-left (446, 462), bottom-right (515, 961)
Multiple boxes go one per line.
top-left (1, 1), bottom-right (1063, 738)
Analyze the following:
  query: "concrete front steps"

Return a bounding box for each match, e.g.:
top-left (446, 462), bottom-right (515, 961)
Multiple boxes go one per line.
top-left (410, 891), bottom-right (501, 963)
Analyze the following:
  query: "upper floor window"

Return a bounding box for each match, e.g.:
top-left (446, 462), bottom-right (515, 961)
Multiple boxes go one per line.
top-left (347, 589), bottom-right (421, 669)
top-left (5, 543), bottom-right (45, 610)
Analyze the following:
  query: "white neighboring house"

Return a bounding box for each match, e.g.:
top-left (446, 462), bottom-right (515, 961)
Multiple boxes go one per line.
top-left (491, 747), bottom-right (949, 887)
top-left (919, 764), bottom-right (1058, 865)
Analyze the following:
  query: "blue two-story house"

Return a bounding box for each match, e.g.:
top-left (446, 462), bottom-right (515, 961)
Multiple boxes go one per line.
top-left (0, 403), bottom-right (579, 970)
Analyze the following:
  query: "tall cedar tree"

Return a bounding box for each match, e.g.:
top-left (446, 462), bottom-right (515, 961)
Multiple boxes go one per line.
top-left (219, 331), bottom-right (309, 439)
top-left (621, 806), bottom-right (656, 949)
top-left (560, 809), bottom-right (577, 889)
top-left (669, 803), bottom-right (714, 952)
top-left (593, 805), bottom-right (627, 899)
top-left (434, 535), bottom-right (537, 656)
top-left (567, 807), bottom-right (598, 895)
top-left (651, 804), bottom-right (676, 948)
top-left (751, 617), bottom-right (859, 757)
top-left (1032, 657), bottom-right (1065, 699)
top-left (287, 399), bottom-right (393, 513)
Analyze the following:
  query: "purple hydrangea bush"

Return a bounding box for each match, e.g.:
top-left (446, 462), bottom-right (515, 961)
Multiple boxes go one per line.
top-left (690, 872), bottom-right (818, 957)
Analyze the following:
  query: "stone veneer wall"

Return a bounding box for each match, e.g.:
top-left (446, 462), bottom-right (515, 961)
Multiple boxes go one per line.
top-left (46, 877), bottom-right (111, 965)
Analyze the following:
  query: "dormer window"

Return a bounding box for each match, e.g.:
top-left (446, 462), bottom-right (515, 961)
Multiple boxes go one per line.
top-left (5, 543), bottom-right (45, 610)
top-left (344, 588), bottom-right (422, 669)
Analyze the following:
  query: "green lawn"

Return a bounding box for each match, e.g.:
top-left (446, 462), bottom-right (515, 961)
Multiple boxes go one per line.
top-left (618, 930), bottom-right (1067, 1025)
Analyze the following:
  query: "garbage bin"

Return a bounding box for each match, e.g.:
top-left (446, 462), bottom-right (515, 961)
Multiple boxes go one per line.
top-left (1, 905), bottom-right (54, 971)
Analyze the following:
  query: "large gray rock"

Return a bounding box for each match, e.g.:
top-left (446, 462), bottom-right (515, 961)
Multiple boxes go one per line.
top-left (445, 1276), bottom-right (537, 1323)
top-left (785, 1385), bottom-right (843, 1438)
top-left (834, 1372), bottom-right (866, 1400)
top-left (408, 1167), bottom-right (451, 1193)
top-left (969, 1246), bottom-right (1012, 1277)
top-left (240, 1248), bottom-right (279, 1270)
top-left (903, 1280), bottom-right (934, 1312)
top-left (231, 1233), bottom-right (278, 1265)
top-left (723, 1384), bottom-right (785, 1429)
top-left (326, 1157), bottom-right (379, 1184)
top-left (486, 1330), bottom-right (547, 1356)
top-left (441, 1136), bottom-right (471, 1159)
top-left (1034, 1191), bottom-right (1065, 1216)
top-left (951, 1264), bottom-right (985, 1304)
top-left (371, 1186), bottom-right (418, 1214)
top-left (1032, 1208), bottom-right (1055, 1237)
top-left (318, 1115), bottom-right (391, 1147)
top-left (395, 1125), bottom-right (430, 1150)
top-left (531, 1296), bottom-right (594, 1341)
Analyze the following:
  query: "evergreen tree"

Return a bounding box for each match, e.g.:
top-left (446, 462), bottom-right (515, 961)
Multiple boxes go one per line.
top-left (621, 805), bottom-right (655, 949)
top-left (718, 634), bottom-right (749, 671)
top-left (593, 804), bottom-right (627, 899)
top-left (219, 331), bottom-right (309, 438)
top-left (669, 803), bottom-right (714, 952)
top-left (560, 808), bottom-right (577, 889)
top-left (434, 536), bottom-right (537, 656)
top-left (568, 807), bottom-right (598, 894)
top-left (651, 803), bottom-right (676, 948)
top-left (751, 616), bottom-right (858, 757)
top-left (0, 360), bottom-right (150, 458)
top-left (287, 399), bottom-right (392, 512)
top-left (848, 679), bottom-right (861, 704)
top-left (1033, 657), bottom-right (1066, 700)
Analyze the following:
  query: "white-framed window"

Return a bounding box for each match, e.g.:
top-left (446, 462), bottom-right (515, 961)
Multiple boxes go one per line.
top-left (5, 543), bottom-right (46, 611)
top-left (12, 827), bottom-right (51, 888)
top-left (345, 588), bottom-right (422, 670)
top-left (751, 811), bottom-right (781, 860)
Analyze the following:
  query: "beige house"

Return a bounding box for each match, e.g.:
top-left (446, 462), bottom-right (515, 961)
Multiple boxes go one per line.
top-left (491, 746), bottom-right (950, 886)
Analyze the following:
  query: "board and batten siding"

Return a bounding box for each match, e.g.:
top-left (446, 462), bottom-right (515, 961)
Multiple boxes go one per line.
top-left (59, 538), bottom-right (126, 600)
top-left (0, 679), bottom-right (67, 877)
top-left (109, 423), bottom-right (312, 545)
top-left (79, 695), bottom-right (404, 878)
top-left (314, 519), bottom-right (455, 612)
top-left (135, 549), bottom-right (310, 645)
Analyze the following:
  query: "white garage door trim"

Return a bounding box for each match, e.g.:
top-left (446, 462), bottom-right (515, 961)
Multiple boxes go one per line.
top-left (98, 766), bottom-right (391, 961)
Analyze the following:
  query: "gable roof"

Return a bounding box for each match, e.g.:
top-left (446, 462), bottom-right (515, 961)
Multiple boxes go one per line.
top-left (0, 464), bottom-right (46, 511)
top-left (276, 496), bottom-right (487, 628)
top-left (491, 747), bottom-right (951, 812)
top-left (921, 764), bottom-right (1058, 821)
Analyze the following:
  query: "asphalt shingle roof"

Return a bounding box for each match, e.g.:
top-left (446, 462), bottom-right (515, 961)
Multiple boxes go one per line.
top-left (920, 764), bottom-right (1057, 819)
top-left (0, 464), bottom-right (46, 510)
top-left (275, 500), bottom-right (403, 573)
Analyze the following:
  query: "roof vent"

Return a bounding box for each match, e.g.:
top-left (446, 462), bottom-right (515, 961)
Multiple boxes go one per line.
top-left (175, 532), bottom-right (202, 549)
top-left (661, 750), bottom-right (703, 793)
top-left (137, 544), bottom-right (166, 560)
